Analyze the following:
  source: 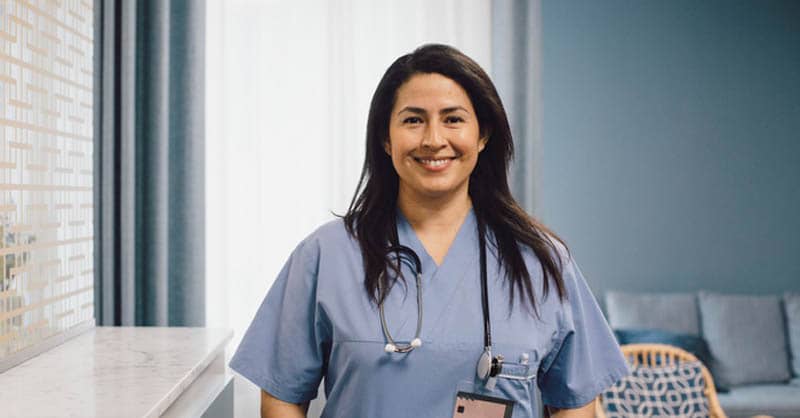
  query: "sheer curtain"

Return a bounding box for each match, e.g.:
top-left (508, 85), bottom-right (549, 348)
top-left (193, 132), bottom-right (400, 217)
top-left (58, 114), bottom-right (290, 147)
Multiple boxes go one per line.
top-left (205, 1), bottom-right (491, 416)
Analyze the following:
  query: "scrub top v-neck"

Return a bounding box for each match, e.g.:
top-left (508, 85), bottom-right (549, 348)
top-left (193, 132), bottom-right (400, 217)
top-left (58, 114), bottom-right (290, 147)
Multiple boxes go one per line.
top-left (229, 210), bottom-right (629, 418)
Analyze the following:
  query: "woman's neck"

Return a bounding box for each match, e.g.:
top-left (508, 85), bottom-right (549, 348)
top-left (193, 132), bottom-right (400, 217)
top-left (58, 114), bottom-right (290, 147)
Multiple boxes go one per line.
top-left (397, 186), bottom-right (472, 232)
top-left (397, 185), bottom-right (472, 265)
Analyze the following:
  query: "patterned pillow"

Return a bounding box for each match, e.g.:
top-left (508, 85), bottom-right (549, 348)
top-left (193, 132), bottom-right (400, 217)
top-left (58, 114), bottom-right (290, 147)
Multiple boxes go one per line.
top-left (601, 361), bottom-right (710, 418)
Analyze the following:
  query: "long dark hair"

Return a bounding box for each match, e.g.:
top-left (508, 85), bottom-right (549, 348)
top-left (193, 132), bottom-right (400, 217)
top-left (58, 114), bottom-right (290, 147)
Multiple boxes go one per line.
top-left (344, 44), bottom-right (567, 315)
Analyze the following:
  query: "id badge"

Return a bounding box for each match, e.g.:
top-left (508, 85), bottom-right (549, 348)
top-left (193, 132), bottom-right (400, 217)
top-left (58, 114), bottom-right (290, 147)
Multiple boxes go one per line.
top-left (452, 391), bottom-right (514, 418)
top-left (451, 380), bottom-right (514, 418)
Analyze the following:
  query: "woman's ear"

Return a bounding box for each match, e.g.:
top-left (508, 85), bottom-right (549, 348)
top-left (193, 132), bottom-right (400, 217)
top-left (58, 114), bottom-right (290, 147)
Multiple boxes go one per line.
top-left (384, 139), bottom-right (392, 155)
top-left (478, 134), bottom-right (489, 152)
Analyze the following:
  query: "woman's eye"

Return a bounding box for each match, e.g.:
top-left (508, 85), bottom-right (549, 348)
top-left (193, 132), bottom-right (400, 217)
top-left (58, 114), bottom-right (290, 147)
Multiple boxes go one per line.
top-left (445, 116), bottom-right (465, 124)
top-left (403, 117), bottom-right (423, 124)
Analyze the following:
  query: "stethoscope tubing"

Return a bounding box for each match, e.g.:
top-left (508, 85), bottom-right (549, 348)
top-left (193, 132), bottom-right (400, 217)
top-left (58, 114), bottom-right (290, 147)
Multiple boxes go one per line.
top-left (378, 223), bottom-right (493, 355)
top-left (378, 246), bottom-right (424, 353)
top-left (477, 219), bottom-right (492, 351)
top-left (379, 219), bottom-right (507, 384)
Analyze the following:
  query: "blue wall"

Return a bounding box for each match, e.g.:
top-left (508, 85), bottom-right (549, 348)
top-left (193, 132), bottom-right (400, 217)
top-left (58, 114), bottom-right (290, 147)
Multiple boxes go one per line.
top-left (540, 1), bottom-right (800, 299)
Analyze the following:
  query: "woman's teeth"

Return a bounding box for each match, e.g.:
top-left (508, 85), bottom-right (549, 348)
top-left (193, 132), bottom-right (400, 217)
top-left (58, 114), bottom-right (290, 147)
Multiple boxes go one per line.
top-left (417, 158), bottom-right (450, 167)
top-left (419, 159), bottom-right (449, 166)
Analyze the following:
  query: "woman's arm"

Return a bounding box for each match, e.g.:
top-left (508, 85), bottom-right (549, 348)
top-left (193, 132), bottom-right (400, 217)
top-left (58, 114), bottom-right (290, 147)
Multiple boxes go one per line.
top-left (260, 390), bottom-right (309, 418)
top-left (546, 399), bottom-right (595, 418)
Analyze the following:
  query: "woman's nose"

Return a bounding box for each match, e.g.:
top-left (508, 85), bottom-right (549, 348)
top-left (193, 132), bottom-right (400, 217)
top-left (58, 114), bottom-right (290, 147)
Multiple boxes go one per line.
top-left (421, 123), bottom-right (447, 149)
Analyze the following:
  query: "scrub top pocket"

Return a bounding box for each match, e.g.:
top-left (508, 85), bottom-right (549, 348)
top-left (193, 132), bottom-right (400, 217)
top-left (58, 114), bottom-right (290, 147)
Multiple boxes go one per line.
top-left (497, 361), bottom-right (535, 380)
top-left (495, 360), bottom-right (538, 418)
top-left (481, 345), bottom-right (541, 417)
top-left (453, 371), bottom-right (536, 418)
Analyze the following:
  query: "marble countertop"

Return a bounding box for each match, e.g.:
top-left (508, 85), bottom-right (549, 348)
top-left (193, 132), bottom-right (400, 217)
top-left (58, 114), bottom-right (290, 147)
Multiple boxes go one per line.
top-left (0, 327), bottom-right (232, 418)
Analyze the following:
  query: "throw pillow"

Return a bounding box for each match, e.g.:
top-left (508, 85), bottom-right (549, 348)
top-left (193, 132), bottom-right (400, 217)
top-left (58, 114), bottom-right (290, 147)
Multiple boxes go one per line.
top-left (785, 292), bottom-right (800, 377)
top-left (698, 292), bottom-right (791, 388)
top-left (601, 361), bottom-right (710, 418)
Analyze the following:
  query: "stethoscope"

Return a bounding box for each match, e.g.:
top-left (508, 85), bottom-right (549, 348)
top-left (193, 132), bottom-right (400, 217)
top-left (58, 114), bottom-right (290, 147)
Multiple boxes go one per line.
top-left (378, 221), bottom-right (505, 384)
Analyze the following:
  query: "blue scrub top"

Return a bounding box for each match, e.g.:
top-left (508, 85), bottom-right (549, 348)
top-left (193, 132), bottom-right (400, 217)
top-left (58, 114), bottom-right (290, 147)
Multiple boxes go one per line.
top-left (230, 209), bottom-right (628, 417)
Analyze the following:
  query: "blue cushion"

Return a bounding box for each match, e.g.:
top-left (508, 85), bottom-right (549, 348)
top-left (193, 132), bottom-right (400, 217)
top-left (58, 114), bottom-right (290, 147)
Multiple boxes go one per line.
top-left (606, 291), bottom-right (700, 335)
top-left (601, 361), bottom-right (710, 418)
top-left (613, 329), bottom-right (711, 365)
top-left (785, 292), bottom-right (800, 378)
top-left (698, 292), bottom-right (791, 388)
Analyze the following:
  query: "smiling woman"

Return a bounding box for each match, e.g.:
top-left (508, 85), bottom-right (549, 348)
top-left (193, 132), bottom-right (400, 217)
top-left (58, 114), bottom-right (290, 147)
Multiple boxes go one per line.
top-left (229, 44), bottom-right (628, 418)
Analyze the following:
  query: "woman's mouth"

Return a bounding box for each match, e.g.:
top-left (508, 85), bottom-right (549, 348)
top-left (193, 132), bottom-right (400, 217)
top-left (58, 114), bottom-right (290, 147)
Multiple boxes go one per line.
top-left (413, 156), bottom-right (456, 171)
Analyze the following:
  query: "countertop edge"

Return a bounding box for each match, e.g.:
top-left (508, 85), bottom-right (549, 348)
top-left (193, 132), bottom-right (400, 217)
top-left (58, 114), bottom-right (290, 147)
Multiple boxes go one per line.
top-left (145, 329), bottom-right (234, 418)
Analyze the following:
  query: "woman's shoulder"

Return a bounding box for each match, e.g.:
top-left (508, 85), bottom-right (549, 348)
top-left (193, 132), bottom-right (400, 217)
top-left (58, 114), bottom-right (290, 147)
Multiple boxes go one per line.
top-left (309, 217), bottom-right (352, 241)
top-left (296, 217), bottom-right (357, 255)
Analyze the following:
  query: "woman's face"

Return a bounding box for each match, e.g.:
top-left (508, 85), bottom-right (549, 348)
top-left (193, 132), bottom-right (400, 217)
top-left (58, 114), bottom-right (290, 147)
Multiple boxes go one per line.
top-left (385, 73), bottom-right (486, 202)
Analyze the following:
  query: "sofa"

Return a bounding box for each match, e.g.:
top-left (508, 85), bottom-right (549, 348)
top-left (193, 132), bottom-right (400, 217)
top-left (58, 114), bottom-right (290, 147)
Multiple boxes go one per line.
top-left (604, 291), bottom-right (800, 418)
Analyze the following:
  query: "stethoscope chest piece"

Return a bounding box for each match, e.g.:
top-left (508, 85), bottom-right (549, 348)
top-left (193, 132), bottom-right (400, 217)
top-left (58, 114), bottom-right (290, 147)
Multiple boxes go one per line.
top-left (477, 349), bottom-right (493, 379)
top-left (477, 348), bottom-right (504, 390)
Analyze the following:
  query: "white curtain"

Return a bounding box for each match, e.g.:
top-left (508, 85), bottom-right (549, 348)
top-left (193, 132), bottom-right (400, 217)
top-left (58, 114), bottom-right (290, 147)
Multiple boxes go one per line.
top-left (206, 1), bottom-right (491, 416)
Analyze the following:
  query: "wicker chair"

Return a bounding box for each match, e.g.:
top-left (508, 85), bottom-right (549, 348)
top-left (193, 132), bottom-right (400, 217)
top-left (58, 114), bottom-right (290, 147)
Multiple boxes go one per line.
top-left (595, 343), bottom-right (727, 418)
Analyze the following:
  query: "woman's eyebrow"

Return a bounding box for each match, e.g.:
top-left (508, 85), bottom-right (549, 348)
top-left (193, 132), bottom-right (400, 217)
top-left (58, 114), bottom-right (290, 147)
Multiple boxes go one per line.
top-left (397, 106), bottom-right (426, 116)
top-left (440, 106), bottom-right (468, 115)
top-left (397, 106), bottom-right (469, 116)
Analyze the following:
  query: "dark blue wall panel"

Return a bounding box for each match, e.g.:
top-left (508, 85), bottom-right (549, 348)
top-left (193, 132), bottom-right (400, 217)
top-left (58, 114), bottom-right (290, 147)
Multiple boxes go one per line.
top-left (540, 1), bottom-right (800, 298)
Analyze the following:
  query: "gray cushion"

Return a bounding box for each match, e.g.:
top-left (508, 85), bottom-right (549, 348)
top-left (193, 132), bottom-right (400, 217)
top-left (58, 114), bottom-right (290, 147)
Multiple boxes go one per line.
top-left (717, 384), bottom-right (800, 418)
top-left (698, 292), bottom-right (791, 388)
top-left (605, 291), bottom-right (700, 335)
top-left (786, 292), bottom-right (800, 377)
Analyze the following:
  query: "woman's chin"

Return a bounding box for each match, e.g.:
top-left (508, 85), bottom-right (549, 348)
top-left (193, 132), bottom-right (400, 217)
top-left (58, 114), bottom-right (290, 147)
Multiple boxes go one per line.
top-left (411, 184), bottom-right (470, 201)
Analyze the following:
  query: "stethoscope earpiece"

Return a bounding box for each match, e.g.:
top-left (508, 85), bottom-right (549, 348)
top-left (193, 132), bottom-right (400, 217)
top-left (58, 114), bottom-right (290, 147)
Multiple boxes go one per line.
top-left (384, 338), bottom-right (422, 353)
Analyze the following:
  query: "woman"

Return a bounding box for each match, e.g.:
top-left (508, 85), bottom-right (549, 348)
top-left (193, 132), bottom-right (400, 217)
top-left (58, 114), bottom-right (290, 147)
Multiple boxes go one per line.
top-left (230, 44), bottom-right (628, 418)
